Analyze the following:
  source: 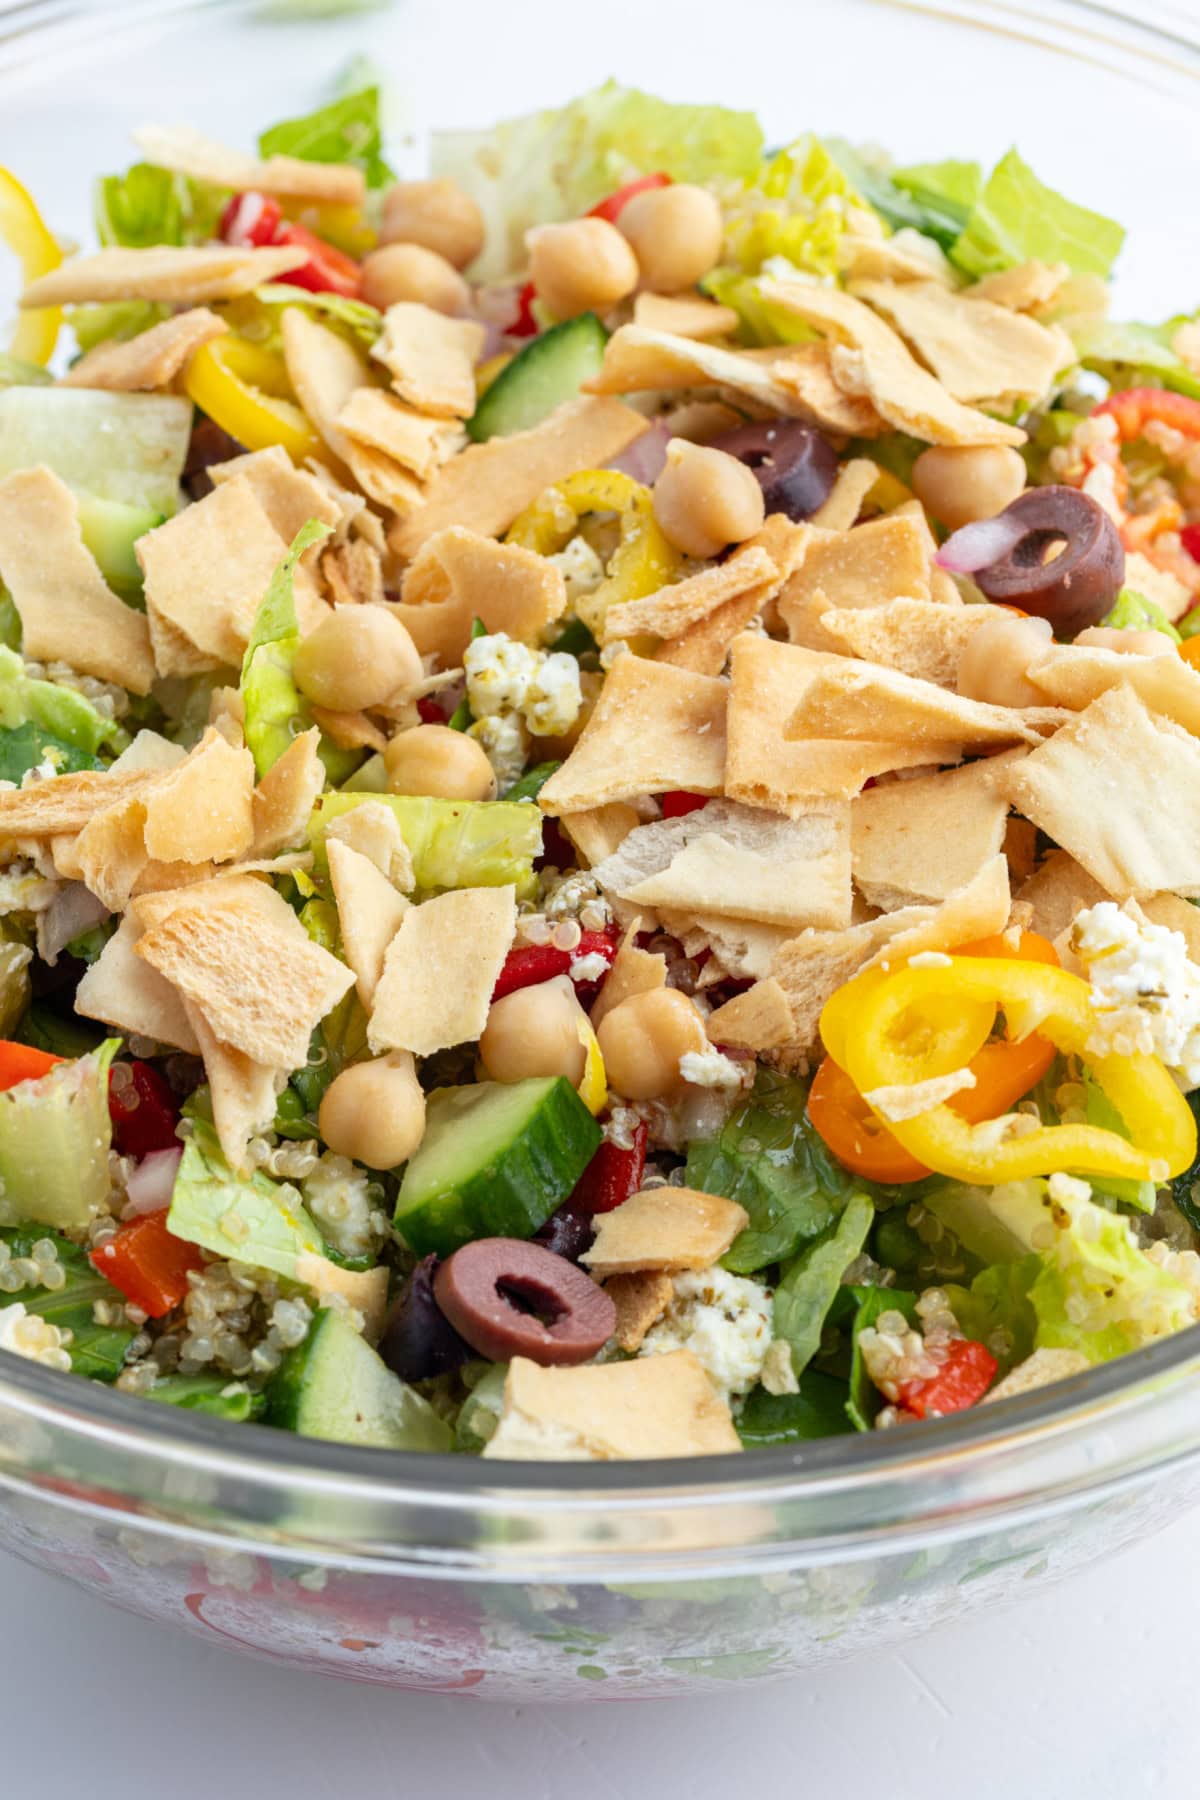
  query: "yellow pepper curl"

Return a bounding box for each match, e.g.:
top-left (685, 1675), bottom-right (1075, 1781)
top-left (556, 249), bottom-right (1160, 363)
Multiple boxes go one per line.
top-left (506, 468), bottom-right (680, 638)
top-left (0, 166), bottom-right (62, 366)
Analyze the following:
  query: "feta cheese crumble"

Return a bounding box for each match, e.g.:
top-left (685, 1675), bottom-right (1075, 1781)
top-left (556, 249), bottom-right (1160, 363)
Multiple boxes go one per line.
top-left (678, 1046), bottom-right (748, 1092)
top-left (1072, 901), bottom-right (1200, 1088)
top-left (548, 533), bottom-right (605, 604)
top-left (464, 631), bottom-right (583, 738)
top-left (639, 1264), bottom-right (774, 1401)
top-left (468, 712), bottom-right (529, 790)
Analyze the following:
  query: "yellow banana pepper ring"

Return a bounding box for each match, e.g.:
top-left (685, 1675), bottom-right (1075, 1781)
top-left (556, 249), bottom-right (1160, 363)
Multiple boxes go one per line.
top-left (184, 335), bottom-right (325, 466)
top-left (831, 956), bottom-right (1196, 1185)
top-left (0, 166), bottom-right (62, 365)
top-left (819, 962), bottom-right (995, 1080)
top-left (505, 467), bottom-right (680, 637)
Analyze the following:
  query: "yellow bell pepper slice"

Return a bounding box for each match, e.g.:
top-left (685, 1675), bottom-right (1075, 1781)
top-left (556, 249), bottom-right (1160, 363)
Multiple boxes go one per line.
top-left (506, 467), bottom-right (681, 636)
top-left (576, 1016), bottom-right (608, 1116)
top-left (184, 335), bottom-right (324, 466)
top-left (0, 166), bottom-right (62, 366)
top-left (835, 956), bottom-right (1196, 1185)
top-left (819, 963), bottom-right (994, 1079)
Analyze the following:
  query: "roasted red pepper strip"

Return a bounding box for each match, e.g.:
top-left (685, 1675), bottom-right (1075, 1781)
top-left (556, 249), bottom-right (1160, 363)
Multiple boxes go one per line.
top-left (660, 789), bottom-right (709, 820)
top-left (220, 192), bottom-right (362, 297)
top-left (219, 191), bottom-right (284, 247)
top-left (0, 1041), bottom-right (61, 1090)
top-left (570, 1121), bottom-right (648, 1214)
top-left (509, 280), bottom-right (539, 337)
top-left (416, 696), bottom-right (448, 724)
top-left (492, 932), bottom-right (618, 1002)
top-left (1093, 386), bottom-right (1200, 442)
top-left (1181, 523), bottom-right (1200, 564)
top-left (109, 1060), bottom-right (181, 1160)
top-left (896, 1338), bottom-right (998, 1418)
top-left (90, 1211), bottom-right (204, 1318)
top-left (587, 171), bottom-right (671, 223)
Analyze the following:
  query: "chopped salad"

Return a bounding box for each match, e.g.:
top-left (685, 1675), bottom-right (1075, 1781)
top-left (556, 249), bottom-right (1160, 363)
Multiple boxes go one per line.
top-left (1, 82), bottom-right (1200, 1459)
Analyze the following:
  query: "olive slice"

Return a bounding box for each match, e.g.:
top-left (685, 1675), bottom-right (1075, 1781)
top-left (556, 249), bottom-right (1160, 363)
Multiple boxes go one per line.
top-left (971, 485), bottom-right (1125, 637)
top-left (709, 420), bottom-right (838, 522)
top-left (433, 1237), bottom-right (616, 1366)
top-left (378, 1254), bottom-right (473, 1384)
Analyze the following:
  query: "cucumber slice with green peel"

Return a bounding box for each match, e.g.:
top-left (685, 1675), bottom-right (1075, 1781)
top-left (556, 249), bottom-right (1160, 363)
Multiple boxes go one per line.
top-left (467, 313), bottom-right (608, 442)
top-left (267, 1308), bottom-right (453, 1450)
top-left (394, 1077), bottom-right (603, 1258)
top-left (75, 493), bottom-right (163, 601)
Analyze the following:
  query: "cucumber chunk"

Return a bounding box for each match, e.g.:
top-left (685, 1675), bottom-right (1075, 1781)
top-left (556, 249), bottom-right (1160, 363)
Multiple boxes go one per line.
top-left (76, 493), bottom-right (163, 601)
top-left (394, 1076), bottom-right (603, 1258)
top-left (267, 1307), bottom-right (452, 1450)
top-left (467, 313), bottom-right (608, 442)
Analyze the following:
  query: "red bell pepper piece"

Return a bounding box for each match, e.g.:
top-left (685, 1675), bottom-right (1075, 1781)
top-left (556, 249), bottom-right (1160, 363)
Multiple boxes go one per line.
top-left (492, 944), bottom-right (572, 1000)
top-left (90, 1211), bottom-right (204, 1318)
top-left (509, 280), bottom-right (539, 337)
top-left (1093, 386), bottom-right (1200, 442)
top-left (416, 696), bottom-right (448, 724)
top-left (570, 1122), bottom-right (648, 1214)
top-left (896, 1338), bottom-right (997, 1418)
top-left (1181, 522), bottom-right (1200, 564)
top-left (108, 1060), bottom-right (181, 1160)
top-left (219, 191), bottom-right (285, 247)
top-left (0, 1041), bottom-right (61, 1091)
top-left (660, 790), bottom-right (709, 820)
top-left (588, 172), bottom-right (671, 224)
top-left (220, 192), bottom-right (362, 297)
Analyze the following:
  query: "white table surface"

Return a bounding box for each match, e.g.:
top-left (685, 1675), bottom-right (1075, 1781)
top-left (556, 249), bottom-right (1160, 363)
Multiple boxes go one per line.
top-left (2, 0), bottom-right (1199, 1790)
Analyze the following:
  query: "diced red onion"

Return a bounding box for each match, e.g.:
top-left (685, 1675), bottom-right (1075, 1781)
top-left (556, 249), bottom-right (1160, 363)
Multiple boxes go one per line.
top-left (35, 883), bottom-right (110, 967)
top-left (123, 1146), bottom-right (183, 1217)
top-left (607, 419), bottom-right (672, 485)
top-left (935, 513), bottom-right (1028, 575)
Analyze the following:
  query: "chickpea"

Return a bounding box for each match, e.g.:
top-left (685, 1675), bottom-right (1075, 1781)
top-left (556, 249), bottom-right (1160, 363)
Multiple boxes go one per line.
top-left (595, 987), bottom-right (707, 1102)
top-left (526, 217), bottom-right (638, 320)
top-left (294, 607), bottom-right (423, 713)
top-left (911, 445), bottom-right (1027, 531)
top-left (1074, 625), bottom-right (1176, 657)
top-left (360, 243), bottom-right (469, 316)
top-left (957, 612), bottom-right (1054, 707)
top-left (480, 976), bottom-right (588, 1088)
top-left (618, 183), bottom-right (724, 294)
top-left (652, 437), bottom-right (766, 560)
top-left (318, 1052), bottom-right (426, 1170)
top-left (379, 178), bottom-right (485, 270)
top-left (384, 723), bottom-right (497, 801)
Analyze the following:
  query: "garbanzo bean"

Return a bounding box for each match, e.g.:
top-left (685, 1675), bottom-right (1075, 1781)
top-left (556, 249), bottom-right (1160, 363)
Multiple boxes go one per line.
top-left (1074, 625), bottom-right (1176, 657)
top-left (360, 243), bottom-right (469, 315)
top-left (379, 178), bottom-right (485, 270)
top-left (911, 445), bottom-right (1027, 531)
top-left (957, 612), bottom-right (1055, 707)
top-left (618, 183), bottom-right (724, 294)
top-left (595, 987), bottom-right (708, 1102)
top-left (526, 217), bottom-right (638, 320)
top-left (318, 1052), bottom-right (426, 1170)
top-left (293, 607), bottom-right (424, 713)
top-left (384, 724), bottom-right (498, 801)
top-left (651, 437), bottom-right (766, 560)
top-left (480, 976), bottom-right (587, 1087)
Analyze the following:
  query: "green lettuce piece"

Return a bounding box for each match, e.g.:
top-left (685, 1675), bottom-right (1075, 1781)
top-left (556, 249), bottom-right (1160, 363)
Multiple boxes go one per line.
top-left (0, 721), bottom-right (101, 782)
top-left (259, 85), bottom-right (393, 189)
top-left (254, 283), bottom-right (383, 347)
top-left (433, 82), bottom-right (763, 282)
top-left (0, 1224), bottom-right (134, 1380)
top-left (921, 1177), bottom-right (1045, 1266)
top-left (772, 1191), bottom-right (874, 1379)
top-left (736, 1372), bottom-right (855, 1445)
top-left (721, 135), bottom-right (856, 279)
top-left (828, 1284), bottom-right (918, 1432)
top-left (0, 646), bottom-right (123, 757)
top-left (0, 1041), bottom-right (120, 1233)
top-left (824, 140), bottom-right (974, 254)
top-left (240, 519), bottom-right (333, 778)
top-left (950, 149), bottom-right (1125, 280)
top-left (310, 791), bottom-right (543, 893)
top-left (1101, 586), bottom-right (1181, 643)
top-left (0, 388), bottom-right (191, 516)
top-left (944, 1258), bottom-right (1039, 1377)
top-left (144, 1374), bottom-right (265, 1421)
top-left (94, 162), bottom-right (226, 251)
top-left (169, 1117), bottom-right (327, 1278)
top-left (70, 301), bottom-right (170, 356)
top-left (1067, 313), bottom-right (1200, 402)
top-left (455, 1362), bottom-right (509, 1452)
top-left (0, 353), bottom-right (53, 391)
top-left (503, 760), bottom-right (561, 803)
top-left (684, 1067), bottom-right (851, 1273)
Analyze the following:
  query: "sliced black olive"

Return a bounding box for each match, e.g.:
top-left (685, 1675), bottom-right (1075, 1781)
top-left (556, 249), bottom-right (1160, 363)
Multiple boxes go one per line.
top-left (378, 1254), bottom-right (473, 1383)
top-left (709, 420), bottom-right (838, 522)
top-left (433, 1237), bottom-right (616, 1366)
top-left (534, 1198), bottom-right (595, 1264)
top-left (972, 486), bottom-right (1125, 637)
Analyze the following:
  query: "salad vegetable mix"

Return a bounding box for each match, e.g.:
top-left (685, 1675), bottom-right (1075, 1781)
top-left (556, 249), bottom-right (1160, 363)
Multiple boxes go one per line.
top-left (2, 83), bottom-right (1200, 1459)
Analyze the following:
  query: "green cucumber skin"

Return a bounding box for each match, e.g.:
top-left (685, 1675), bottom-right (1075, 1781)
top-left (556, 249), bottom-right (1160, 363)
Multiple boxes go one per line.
top-left (394, 1077), bottom-right (603, 1259)
top-left (467, 314), bottom-right (608, 442)
top-left (267, 1308), bottom-right (451, 1450)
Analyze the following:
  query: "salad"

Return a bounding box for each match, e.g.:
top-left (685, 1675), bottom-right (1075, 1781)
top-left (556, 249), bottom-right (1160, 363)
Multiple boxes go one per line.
top-left (1, 81), bottom-right (1200, 1462)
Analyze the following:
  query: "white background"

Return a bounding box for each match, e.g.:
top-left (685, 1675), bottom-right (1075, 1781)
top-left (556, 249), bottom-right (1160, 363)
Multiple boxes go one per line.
top-left (1, 1), bottom-right (1199, 1792)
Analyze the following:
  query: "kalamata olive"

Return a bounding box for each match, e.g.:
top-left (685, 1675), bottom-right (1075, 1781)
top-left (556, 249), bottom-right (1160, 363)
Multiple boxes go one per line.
top-left (534, 1199), bottom-right (595, 1264)
top-left (971, 486), bottom-right (1125, 637)
top-left (433, 1237), bottom-right (616, 1366)
top-left (709, 420), bottom-right (838, 522)
top-left (378, 1255), bottom-right (473, 1383)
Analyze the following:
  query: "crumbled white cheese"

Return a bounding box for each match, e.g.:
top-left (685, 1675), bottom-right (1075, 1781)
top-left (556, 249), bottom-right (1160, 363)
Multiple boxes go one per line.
top-left (1072, 901), bottom-right (1200, 1089)
top-left (464, 631), bottom-right (583, 739)
top-left (548, 534), bottom-right (605, 604)
top-left (678, 1047), bottom-right (747, 1091)
top-left (639, 1265), bottom-right (774, 1401)
top-left (524, 652), bottom-right (583, 738)
top-left (468, 712), bottom-right (529, 790)
top-left (568, 951), bottom-right (609, 984)
top-left (864, 1066), bottom-right (977, 1123)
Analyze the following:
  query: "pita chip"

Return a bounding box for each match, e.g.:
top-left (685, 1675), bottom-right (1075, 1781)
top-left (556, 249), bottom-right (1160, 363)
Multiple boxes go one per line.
top-left (335, 387), bottom-right (466, 479)
top-left (762, 342), bottom-right (887, 435)
top-left (111, 730), bottom-right (187, 774)
top-left (602, 545), bottom-right (778, 644)
top-left (319, 539), bottom-right (385, 611)
top-left (74, 914), bottom-right (200, 1054)
top-left (538, 655), bottom-right (727, 816)
top-left (61, 307), bottom-right (227, 392)
top-left (328, 837), bottom-right (411, 1008)
top-left (851, 279), bottom-right (1067, 404)
top-left (140, 727), bottom-right (255, 865)
top-left (398, 526), bottom-right (566, 663)
top-left (370, 303), bottom-right (485, 419)
top-left (0, 466), bottom-right (155, 694)
top-left (133, 123), bottom-right (366, 206)
top-left (22, 244), bottom-right (307, 309)
top-left (589, 917), bottom-right (667, 1028)
top-left (280, 309), bottom-right (372, 467)
top-left (1015, 849), bottom-right (1110, 942)
top-left (582, 1187), bottom-right (749, 1277)
top-left (705, 977), bottom-right (795, 1052)
top-left (1143, 891), bottom-right (1200, 963)
top-left (967, 261), bottom-right (1070, 313)
top-left (1025, 644), bottom-right (1200, 737)
top-left (252, 728), bottom-right (325, 857)
top-left (368, 886), bottom-right (516, 1056)
top-left (1000, 684), bottom-right (1200, 899)
top-left (633, 291), bottom-right (740, 338)
top-left (0, 768), bottom-right (159, 842)
top-left (390, 397), bottom-right (649, 557)
top-left (605, 1270), bottom-right (675, 1353)
top-left (851, 754), bottom-right (1016, 908)
top-left (584, 323), bottom-right (802, 410)
top-left (838, 229), bottom-right (954, 285)
top-left (818, 597), bottom-right (989, 688)
top-left (483, 1351), bottom-right (740, 1461)
top-left (810, 458), bottom-right (881, 532)
top-left (184, 1001), bottom-right (281, 1172)
top-left (655, 588), bottom-right (768, 677)
top-left (208, 444), bottom-right (343, 544)
top-left (783, 658), bottom-right (1062, 749)
top-left (658, 907), bottom-right (794, 983)
top-left (778, 515), bottom-right (934, 631)
top-left (324, 800), bottom-right (414, 890)
top-left (559, 802), bottom-right (640, 869)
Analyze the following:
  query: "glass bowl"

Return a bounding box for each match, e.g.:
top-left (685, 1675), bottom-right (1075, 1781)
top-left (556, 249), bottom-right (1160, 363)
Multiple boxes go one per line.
top-left (1, 0), bottom-right (1199, 1699)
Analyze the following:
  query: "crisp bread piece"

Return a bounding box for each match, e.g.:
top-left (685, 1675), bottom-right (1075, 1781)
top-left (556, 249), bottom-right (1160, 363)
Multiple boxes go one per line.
top-left (783, 658), bottom-right (1062, 750)
top-left (589, 918), bottom-right (667, 1029)
top-left (705, 977), bottom-right (796, 1052)
top-left (602, 545), bottom-right (778, 644)
top-left (851, 278), bottom-right (1067, 405)
top-left (818, 597), bottom-right (989, 689)
top-left (605, 1271), bottom-right (676, 1352)
top-left (133, 123), bottom-right (366, 206)
top-left (850, 754), bottom-right (1018, 909)
top-left (368, 886), bottom-right (516, 1056)
top-left (74, 914), bottom-right (200, 1053)
top-left (252, 728), bottom-right (325, 857)
top-left (22, 244), bottom-right (308, 308)
top-left (1025, 643), bottom-right (1200, 737)
top-left (778, 514), bottom-right (934, 630)
top-left (483, 1351), bottom-right (740, 1460)
top-left (328, 837), bottom-right (410, 1008)
top-left (397, 526), bottom-right (567, 664)
top-left (61, 307), bottom-right (227, 392)
top-left (582, 1187), bottom-right (749, 1277)
top-left (369, 303), bottom-right (485, 419)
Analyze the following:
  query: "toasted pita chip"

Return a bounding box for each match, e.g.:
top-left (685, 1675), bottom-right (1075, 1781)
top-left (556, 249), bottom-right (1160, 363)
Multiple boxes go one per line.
top-left (839, 230), bottom-right (954, 285)
top-left (310, 705), bottom-right (388, 753)
top-left (483, 1349), bottom-right (740, 1460)
top-left (852, 755), bottom-right (1016, 909)
top-left (559, 802), bottom-right (641, 869)
top-left (784, 658), bottom-right (1061, 749)
top-left (135, 886), bottom-right (354, 1069)
top-left (336, 386), bottom-right (466, 479)
top-left (582, 1187), bottom-right (749, 1277)
top-left (390, 397), bottom-right (649, 558)
top-left (1001, 685), bottom-right (1200, 899)
top-left (868, 853), bottom-right (1011, 971)
top-left (603, 545), bottom-right (778, 644)
top-left (593, 798), bottom-right (852, 932)
top-left (22, 244), bottom-right (307, 309)
top-left (759, 342), bottom-right (886, 435)
top-left (0, 769), bottom-right (159, 842)
top-left (252, 728), bottom-right (324, 857)
top-left (589, 917), bottom-right (667, 1028)
top-left (538, 655), bottom-right (727, 816)
top-left (129, 872), bottom-right (286, 932)
top-left (658, 907), bottom-right (793, 983)
top-left (633, 293), bottom-right (740, 339)
top-left (328, 837), bottom-right (411, 1008)
top-left (584, 323), bottom-right (803, 409)
top-left (756, 277), bottom-right (1026, 447)
top-left (654, 590), bottom-right (766, 676)
top-left (810, 458), bottom-right (881, 532)
top-left (605, 1270), bottom-right (675, 1353)
top-left (967, 260), bottom-right (1069, 312)
top-left (72, 785), bottom-right (153, 911)
top-left (280, 309), bottom-right (372, 468)
top-left (398, 526), bottom-right (567, 663)
top-left (1143, 891), bottom-right (1200, 962)
top-left (208, 444), bottom-right (343, 546)
top-left (705, 977), bottom-right (795, 1052)
top-left (778, 517), bottom-right (934, 635)
top-left (0, 466), bottom-right (155, 694)
top-left (74, 914), bottom-right (200, 1053)
top-left (1015, 849), bottom-right (1109, 941)
top-left (818, 596), bottom-right (987, 688)
top-left (184, 1001), bottom-right (281, 1172)
top-left (343, 443), bottom-right (427, 515)
top-left (1025, 644), bottom-right (1200, 736)
top-left (852, 279), bottom-right (1067, 405)
top-left (145, 604), bottom-right (219, 679)
top-left (369, 886), bottom-right (516, 1056)
top-left (132, 123), bottom-right (365, 206)
top-left (61, 307), bottom-right (227, 392)
top-left (112, 730), bottom-right (188, 774)
top-left (324, 799), bottom-right (415, 889)
top-left (319, 538), bottom-right (385, 610)
top-left (370, 303), bottom-right (485, 419)
top-left (140, 727), bottom-right (255, 865)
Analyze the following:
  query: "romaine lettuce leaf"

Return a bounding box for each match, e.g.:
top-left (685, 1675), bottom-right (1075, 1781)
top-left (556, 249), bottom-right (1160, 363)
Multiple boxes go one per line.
top-left (1101, 585), bottom-right (1181, 642)
top-left (736, 1372), bottom-right (855, 1444)
top-left (829, 1284), bottom-right (918, 1432)
top-left (721, 135), bottom-right (856, 279)
top-left (94, 161), bottom-right (226, 252)
top-left (0, 646), bottom-right (122, 757)
top-left (0, 387), bottom-right (191, 516)
top-left (254, 283), bottom-right (383, 347)
top-left (0, 721), bottom-right (101, 782)
top-left (70, 301), bottom-right (170, 356)
top-left (0, 1224), bottom-right (134, 1380)
top-left (144, 1373), bottom-right (265, 1420)
top-left (258, 85), bottom-right (393, 189)
top-left (240, 519), bottom-right (333, 779)
top-left (169, 1115), bottom-right (326, 1278)
top-left (310, 791), bottom-right (543, 894)
top-left (772, 1191), bottom-right (874, 1378)
top-left (0, 353), bottom-right (53, 391)
top-left (0, 1040), bottom-right (120, 1233)
top-left (944, 1258), bottom-right (1039, 1377)
top-left (950, 149), bottom-right (1125, 281)
top-left (1068, 313), bottom-right (1200, 402)
top-left (826, 139), bottom-right (976, 253)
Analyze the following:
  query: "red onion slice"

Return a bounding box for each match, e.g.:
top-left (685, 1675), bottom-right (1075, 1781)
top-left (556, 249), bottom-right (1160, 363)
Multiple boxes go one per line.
top-left (935, 513), bottom-right (1029, 575)
top-left (123, 1146), bottom-right (183, 1217)
top-left (607, 419), bottom-right (672, 485)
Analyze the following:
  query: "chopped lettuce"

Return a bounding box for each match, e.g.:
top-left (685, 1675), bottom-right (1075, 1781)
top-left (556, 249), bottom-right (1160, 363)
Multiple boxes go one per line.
top-left (0, 645), bottom-right (124, 757)
top-left (721, 135), bottom-right (856, 279)
top-left (949, 149), bottom-right (1124, 281)
top-left (736, 1372), bottom-right (855, 1445)
top-left (254, 283), bottom-right (383, 348)
top-left (944, 1258), bottom-right (1039, 1377)
top-left (0, 721), bottom-right (101, 782)
top-left (70, 300), bottom-right (170, 356)
top-left (829, 1284), bottom-right (918, 1432)
top-left (240, 519), bottom-right (333, 778)
top-left (772, 1191), bottom-right (874, 1378)
top-left (310, 791), bottom-right (543, 894)
top-left (144, 1374), bottom-right (265, 1421)
top-left (0, 1224), bottom-right (134, 1380)
top-left (0, 942), bottom-right (31, 1039)
top-left (433, 81), bottom-right (762, 282)
top-left (168, 1117), bottom-right (327, 1279)
top-left (0, 388), bottom-right (191, 517)
top-left (0, 353), bottom-right (53, 392)
top-left (258, 84), bottom-right (392, 189)
top-left (1101, 586), bottom-right (1181, 643)
top-left (0, 1041), bottom-right (120, 1233)
top-left (825, 139), bottom-right (974, 254)
top-left (1068, 313), bottom-right (1200, 402)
